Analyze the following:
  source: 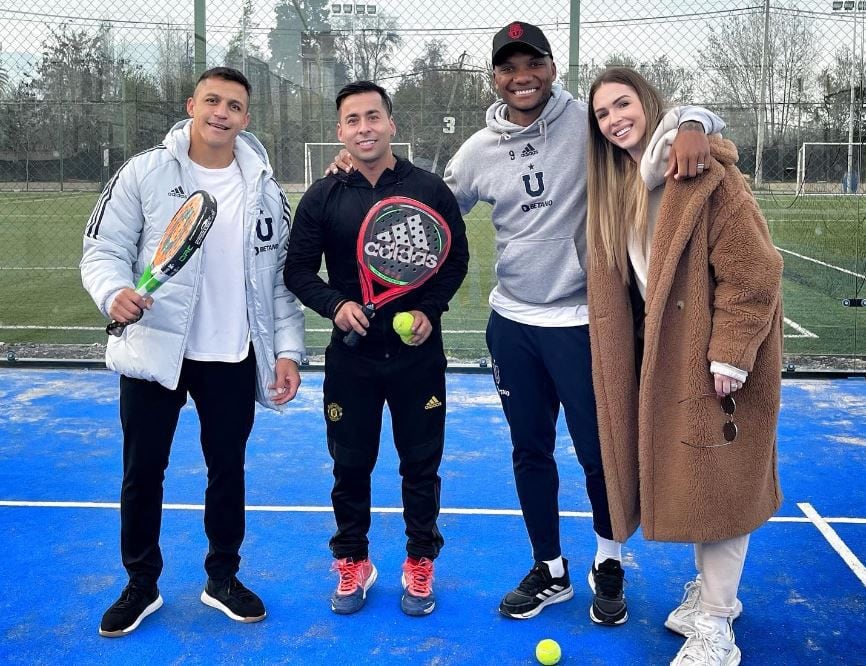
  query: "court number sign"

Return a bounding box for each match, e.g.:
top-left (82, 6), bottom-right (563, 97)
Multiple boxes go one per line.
top-left (443, 116), bottom-right (455, 134)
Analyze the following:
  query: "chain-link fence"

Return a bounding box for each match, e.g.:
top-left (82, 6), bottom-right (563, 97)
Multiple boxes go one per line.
top-left (1, 0), bottom-right (864, 366)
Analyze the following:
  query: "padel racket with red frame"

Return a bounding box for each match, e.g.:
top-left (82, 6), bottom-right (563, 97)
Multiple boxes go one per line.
top-left (343, 195), bottom-right (452, 347)
top-left (106, 190), bottom-right (217, 337)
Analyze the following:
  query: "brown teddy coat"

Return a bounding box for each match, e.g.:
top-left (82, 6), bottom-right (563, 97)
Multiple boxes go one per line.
top-left (588, 138), bottom-right (784, 543)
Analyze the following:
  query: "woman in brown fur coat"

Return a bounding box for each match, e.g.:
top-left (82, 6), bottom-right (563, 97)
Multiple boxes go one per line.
top-left (585, 67), bottom-right (783, 666)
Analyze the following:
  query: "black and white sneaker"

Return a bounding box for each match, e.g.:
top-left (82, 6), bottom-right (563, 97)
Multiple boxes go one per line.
top-left (499, 559), bottom-right (574, 619)
top-left (99, 582), bottom-right (163, 637)
top-left (200, 575), bottom-right (266, 623)
top-left (588, 558), bottom-right (628, 625)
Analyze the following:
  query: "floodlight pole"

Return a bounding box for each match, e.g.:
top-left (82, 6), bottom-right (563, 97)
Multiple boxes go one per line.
top-left (754, 0), bottom-right (770, 189)
top-left (332, 5), bottom-right (376, 80)
top-left (834, 1), bottom-right (860, 193)
top-left (194, 0), bottom-right (206, 76)
top-left (242, 10), bottom-right (247, 76)
top-left (431, 52), bottom-right (467, 174)
top-left (348, 7), bottom-right (356, 78)
top-left (567, 0), bottom-right (581, 96)
top-left (847, 7), bottom-right (857, 191)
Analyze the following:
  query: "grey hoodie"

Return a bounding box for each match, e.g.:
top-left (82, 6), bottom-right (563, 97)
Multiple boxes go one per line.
top-left (445, 83), bottom-right (588, 311)
top-left (443, 83), bottom-right (724, 320)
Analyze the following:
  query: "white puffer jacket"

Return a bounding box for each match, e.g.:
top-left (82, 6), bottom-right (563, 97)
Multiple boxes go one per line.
top-left (80, 120), bottom-right (305, 410)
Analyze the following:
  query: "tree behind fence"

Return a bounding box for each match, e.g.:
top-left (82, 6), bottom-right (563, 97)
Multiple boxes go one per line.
top-left (1, 1), bottom-right (861, 189)
top-left (0, 1), bottom-right (863, 363)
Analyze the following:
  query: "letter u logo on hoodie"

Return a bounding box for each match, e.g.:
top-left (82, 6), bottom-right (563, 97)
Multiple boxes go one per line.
top-left (522, 172), bottom-right (545, 197)
top-left (256, 215), bottom-right (274, 241)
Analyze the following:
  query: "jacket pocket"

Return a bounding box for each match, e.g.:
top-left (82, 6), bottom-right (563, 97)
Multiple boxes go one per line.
top-left (496, 237), bottom-right (585, 304)
top-left (678, 393), bottom-right (733, 450)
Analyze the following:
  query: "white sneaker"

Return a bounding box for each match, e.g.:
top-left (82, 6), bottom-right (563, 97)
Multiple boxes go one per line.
top-left (670, 614), bottom-right (742, 666)
top-left (665, 577), bottom-right (743, 637)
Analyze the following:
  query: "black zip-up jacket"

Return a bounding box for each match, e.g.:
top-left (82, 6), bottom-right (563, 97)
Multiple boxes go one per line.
top-left (284, 157), bottom-right (469, 355)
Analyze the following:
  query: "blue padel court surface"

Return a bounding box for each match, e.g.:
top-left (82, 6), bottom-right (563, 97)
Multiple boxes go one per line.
top-left (1, 368), bottom-right (865, 664)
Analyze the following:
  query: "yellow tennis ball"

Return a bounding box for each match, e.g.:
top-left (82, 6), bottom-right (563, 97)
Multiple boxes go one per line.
top-left (392, 312), bottom-right (415, 338)
top-left (535, 639), bottom-right (561, 665)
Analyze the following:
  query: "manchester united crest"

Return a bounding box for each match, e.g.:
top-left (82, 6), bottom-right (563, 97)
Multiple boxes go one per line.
top-left (327, 402), bottom-right (343, 422)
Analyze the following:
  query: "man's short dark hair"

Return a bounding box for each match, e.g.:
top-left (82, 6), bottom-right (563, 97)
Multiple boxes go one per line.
top-left (196, 67), bottom-right (252, 100)
top-left (336, 80), bottom-right (392, 116)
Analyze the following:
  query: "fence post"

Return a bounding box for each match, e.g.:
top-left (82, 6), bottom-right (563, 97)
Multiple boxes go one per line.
top-left (194, 0), bottom-right (207, 75)
top-left (59, 100), bottom-right (64, 192)
top-left (755, 0), bottom-right (770, 188)
top-left (567, 0), bottom-right (581, 96)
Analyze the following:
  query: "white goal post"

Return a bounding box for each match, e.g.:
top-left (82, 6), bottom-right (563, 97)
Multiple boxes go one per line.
top-left (797, 142), bottom-right (864, 194)
top-left (304, 142), bottom-right (414, 190)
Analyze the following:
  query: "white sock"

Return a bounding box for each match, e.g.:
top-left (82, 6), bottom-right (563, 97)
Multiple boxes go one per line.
top-left (542, 556), bottom-right (565, 578)
top-left (594, 534), bottom-right (623, 568)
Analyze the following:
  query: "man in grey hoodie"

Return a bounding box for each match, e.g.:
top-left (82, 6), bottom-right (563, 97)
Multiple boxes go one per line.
top-left (442, 21), bottom-right (724, 624)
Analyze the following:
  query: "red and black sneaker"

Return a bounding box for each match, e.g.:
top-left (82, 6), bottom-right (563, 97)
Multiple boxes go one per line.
top-left (330, 557), bottom-right (377, 614)
top-left (401, 556), bottom-right (435, 616)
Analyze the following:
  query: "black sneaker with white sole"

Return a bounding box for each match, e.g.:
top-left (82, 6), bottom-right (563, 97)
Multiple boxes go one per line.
top-left (499, 559), bottom-right (574, 619)
top-left (588, 558), bottom-right (628, 625)
top-left (200, 575), bottom-right (266, 623)
top-left (99, 582), bottom-right (163, 637)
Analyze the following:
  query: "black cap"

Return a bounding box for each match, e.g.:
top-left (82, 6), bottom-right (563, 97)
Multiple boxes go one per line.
top-left (491, 21), bottom-right (552, 66)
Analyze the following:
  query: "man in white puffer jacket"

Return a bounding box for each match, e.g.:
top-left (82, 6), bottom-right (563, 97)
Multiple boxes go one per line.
top-left (80, 67), bottom-right (305, 638)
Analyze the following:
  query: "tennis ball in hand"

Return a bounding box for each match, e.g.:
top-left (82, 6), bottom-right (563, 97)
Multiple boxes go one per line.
top-left (392, 312), bottom-right (415, 342)
top-left (535, 639), bottom-right (561, 665)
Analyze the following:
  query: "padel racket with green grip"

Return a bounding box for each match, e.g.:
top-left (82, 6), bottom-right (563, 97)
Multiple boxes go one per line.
top-left (106, 190), bottom-right (217, 337)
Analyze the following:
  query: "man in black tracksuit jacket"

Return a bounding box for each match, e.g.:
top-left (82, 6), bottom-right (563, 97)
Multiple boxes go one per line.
top-left (284, 81), bottom-right (469, 617)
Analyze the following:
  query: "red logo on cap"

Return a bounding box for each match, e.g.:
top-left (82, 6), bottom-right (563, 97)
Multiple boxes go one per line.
top-left (508, 23), bottom-right (524, 40)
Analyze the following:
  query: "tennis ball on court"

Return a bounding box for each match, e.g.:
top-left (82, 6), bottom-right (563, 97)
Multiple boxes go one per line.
top-left (393, 312), bottom-right (415, 339)
top-left (535, 639), bottom-right (561, 665)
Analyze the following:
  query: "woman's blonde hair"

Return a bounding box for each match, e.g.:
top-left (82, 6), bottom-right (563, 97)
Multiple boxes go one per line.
top-left (586, 67), bottom-right (665, 282)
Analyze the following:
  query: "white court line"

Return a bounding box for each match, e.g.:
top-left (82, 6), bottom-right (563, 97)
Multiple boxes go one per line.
top-left (306, 328), bottom-right (486, 335)
top-left (0, 324), bottom-right (479, 334)
top-left (776, 246), bottom-right (866, 280)
top-left (0, 267), bottom-right (79, 270)
top-left (0, 325), bottom-right (103, 331)
top-left (0, 323), bottom-right (822, 340)
top-left (2, 500), bottom-right (866, 525)
top-left (0, 500), bottom-right (545, 516)
top-left (799, 502), bottom-right (866, 588)
top-left (783, 317), bottom-right (818, 339)
top-left (0, 323), bottom-right (817, 339)
top-left (0, 193), bottom-right (95, 204)
top-left (0, 322), bottom-right (482, 330)
top-left (774, 244), bottom-right (859, 339)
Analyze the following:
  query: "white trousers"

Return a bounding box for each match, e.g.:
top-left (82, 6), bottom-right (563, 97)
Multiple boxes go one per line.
top-left (694, 533), bottom-right (750, 617)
